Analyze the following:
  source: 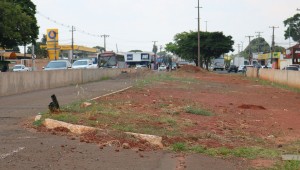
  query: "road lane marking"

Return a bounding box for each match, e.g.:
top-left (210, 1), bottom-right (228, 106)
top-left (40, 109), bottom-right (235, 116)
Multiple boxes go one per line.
top-left (0, 147), bottom-right (25, 160)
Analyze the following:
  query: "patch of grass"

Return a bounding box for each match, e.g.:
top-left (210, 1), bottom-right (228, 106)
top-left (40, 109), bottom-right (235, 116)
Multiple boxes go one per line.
top-left (159, 117), bottom-right (178, 126)
top-left (100, 76), bottom-right (110, 81)
top-left (172, 142), bottom-right (187, 152)
top-left (134, 73), bottom-right (199, 88)
top-left (280, 140), bottom-right (300, 155)
top-left (50, 113), bottom-right (79, 124)
top-left (185, 106), bottom-right (213, 116)
top-left (232, 147), bottom-right (278, 159)
top-left (270, 160), bottom-right (300, 170)
top-left (189, 145), bottom-right (280, 159)
top-left (112, 124), bottom-right (135, 132)
top-left (251, 78), bottom-right (300, 93)
top-left (32, 119), bottom-right (43, 127)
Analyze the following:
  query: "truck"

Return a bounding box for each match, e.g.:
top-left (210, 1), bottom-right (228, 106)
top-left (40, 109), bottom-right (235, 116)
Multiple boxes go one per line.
top-left (233, 57), bottom-right (246, 67)
top-left (212, 57), bottom-right (225, 71)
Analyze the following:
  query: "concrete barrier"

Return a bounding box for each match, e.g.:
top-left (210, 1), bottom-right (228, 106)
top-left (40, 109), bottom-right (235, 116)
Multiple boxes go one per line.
top-left (0, 68), bottom-right (134, 97)
top-left (247, 67), bottom-right (300, 89)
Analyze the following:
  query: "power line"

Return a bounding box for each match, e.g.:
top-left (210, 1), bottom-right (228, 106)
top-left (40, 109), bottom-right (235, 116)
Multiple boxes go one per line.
top-left (37, 11), bottom-right (101, 38)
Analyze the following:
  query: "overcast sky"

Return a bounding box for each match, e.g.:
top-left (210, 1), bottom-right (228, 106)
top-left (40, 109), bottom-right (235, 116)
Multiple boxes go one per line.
top-left (32, 0), bottom-right (300, 53)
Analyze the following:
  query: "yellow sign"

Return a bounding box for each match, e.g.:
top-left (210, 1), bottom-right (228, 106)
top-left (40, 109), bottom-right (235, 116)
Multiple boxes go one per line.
top-left (46, 29), bottom-right (60, 60)
top-left (47, 29), bottom-right (58, 42)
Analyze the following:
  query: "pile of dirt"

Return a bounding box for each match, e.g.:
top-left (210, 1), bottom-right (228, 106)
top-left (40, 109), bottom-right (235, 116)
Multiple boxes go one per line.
top-left (178, 65), bottom-right (205, 73)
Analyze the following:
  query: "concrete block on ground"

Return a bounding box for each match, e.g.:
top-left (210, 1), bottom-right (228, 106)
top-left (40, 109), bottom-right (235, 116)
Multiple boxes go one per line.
top-left (125, 132), bottom-right (163, 148)
top-left (44, 118), bottom-right (97, 135)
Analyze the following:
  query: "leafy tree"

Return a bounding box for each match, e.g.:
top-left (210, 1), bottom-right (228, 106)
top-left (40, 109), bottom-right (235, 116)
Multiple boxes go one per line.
top-left (93, 46), bottom-right (105, 52)
top-left (0, 0), bottom-right (38, 49)
top-left (165, 31), bottom-right (234, 69)
top-left (129, 50), bottom-right (142, 52)
top-left (284, 13), bottom-right (300, 43)
top-left (27, 34), bottom-right (48, 58)
top-left (241, 37), bottom-right (271, 59)
top-left (241, 38), bottom-right (285, 60)
top-left (152, 44), bottom-right (158, 54)
top-left (157, 51), bottom-right (167, 57)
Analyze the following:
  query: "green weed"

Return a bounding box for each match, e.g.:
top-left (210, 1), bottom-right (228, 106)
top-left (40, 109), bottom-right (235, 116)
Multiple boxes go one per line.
top-left (185, 106), bottom-right (213, 116)
top-left (172, 142), bottom-right (187, 152)
top-left (32, 119), bottom-right (43, 127)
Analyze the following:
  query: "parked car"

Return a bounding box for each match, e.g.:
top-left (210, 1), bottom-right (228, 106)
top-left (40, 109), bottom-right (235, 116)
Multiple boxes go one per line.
top-left (283, 66), bottom-right (299, 71)
top-left (72, 59), bottom-right (96, 69)
top-left (288, 64), bottom-right (300, 70)
top-left (158, 65), bottom-right (167, 71)
top-left (12, 64), bottom-right (30, 72)
top-left (135, 64), bottom-right (148, 69)
top-left (43, 60), bottom-right (72, 70)
top-left (227, 65), bottom-right (238, 73)
top-left (238, 65), bottom-right (245, 72)
top-left (171, 62), bottom-right (177, 70)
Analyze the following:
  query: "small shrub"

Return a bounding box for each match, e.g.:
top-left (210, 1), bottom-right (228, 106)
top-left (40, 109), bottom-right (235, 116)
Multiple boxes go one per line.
top-left (185, 106), bottom-right (213, 116)
top-left (172, 142), bottom-right (187, 152)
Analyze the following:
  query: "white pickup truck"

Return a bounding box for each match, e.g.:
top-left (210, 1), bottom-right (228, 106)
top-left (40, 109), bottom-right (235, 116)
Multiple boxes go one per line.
top-left (212, 58), bottom-right (225, 71)
top-left (12, 64), bottom-right (30, 72)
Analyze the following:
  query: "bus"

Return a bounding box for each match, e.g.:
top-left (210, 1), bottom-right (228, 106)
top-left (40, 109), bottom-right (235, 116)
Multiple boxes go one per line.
top-left (98, 51), bottom-right (125, 68)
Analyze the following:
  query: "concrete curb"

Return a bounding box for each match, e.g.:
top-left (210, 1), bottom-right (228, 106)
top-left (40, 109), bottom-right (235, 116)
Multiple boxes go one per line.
top-left (43, 118), bottom-right (98, 135)
top-left (125, 132), bottom-right (163, 148)
top-left (89, 86), bottom-right (133, 101)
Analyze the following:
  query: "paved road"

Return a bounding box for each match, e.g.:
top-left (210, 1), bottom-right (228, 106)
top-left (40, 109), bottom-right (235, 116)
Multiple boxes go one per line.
top-left (0, 73), bottom-right (242, 170)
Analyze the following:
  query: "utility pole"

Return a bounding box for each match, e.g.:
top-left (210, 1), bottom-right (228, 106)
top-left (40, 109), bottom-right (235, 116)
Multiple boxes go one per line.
top-left (269, 26), bottom-right (279, 65)
top-left (101, 34), bottom-right (110, 51)
top-left (255, 31), bottom-right (263, 53)
top-left (152, 41), bottom-right (158, 69)
top-left (240, 41), bottom-right (244, 52)
top-left (205, 21), bottom-right (208, 32)
top-left (196, 0), bottom-right (202, 68)
top-left (297, 8), bottom-right (300, 11)
top-left (116, 44), bottom-right (118, 53)
top-left (237, 44), bottom-right (241, 56)
top-left (245, 35), bottom-right (254, 64)
top-left (71, 26), bottom-right (76, 62)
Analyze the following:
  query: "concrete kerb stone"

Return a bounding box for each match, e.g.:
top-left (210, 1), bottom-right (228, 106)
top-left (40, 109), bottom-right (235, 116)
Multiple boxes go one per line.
top-left (89, 86), bottom-right (133, 101)
top-left (44, 118), bottom-right (98, 135)
top-left (125, 132), bottom-right (163, 148)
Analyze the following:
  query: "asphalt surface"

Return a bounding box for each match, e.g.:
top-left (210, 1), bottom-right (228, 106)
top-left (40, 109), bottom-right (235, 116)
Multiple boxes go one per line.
top-left (0, 72), bottom-right (242, 170)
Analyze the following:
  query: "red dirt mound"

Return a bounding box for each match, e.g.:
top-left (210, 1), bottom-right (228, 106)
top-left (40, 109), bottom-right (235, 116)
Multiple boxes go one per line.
top-left (238, 104), bottom-right (266, 110)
